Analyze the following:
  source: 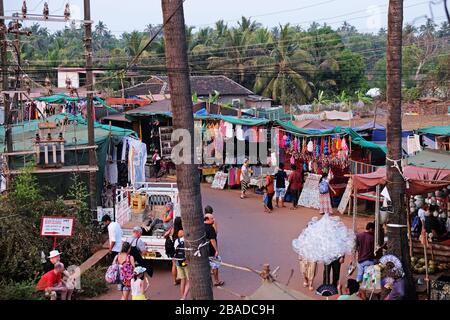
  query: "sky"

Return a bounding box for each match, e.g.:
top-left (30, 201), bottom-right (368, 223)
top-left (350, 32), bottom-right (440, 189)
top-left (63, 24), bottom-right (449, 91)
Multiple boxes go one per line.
top-left (4, 0), bottom-right (448, 35)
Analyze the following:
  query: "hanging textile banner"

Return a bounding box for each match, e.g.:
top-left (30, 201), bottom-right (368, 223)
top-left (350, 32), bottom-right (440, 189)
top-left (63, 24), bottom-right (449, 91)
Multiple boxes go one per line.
top-left (298, 173), bottom-right (321, 209)
top-left (338, 178), bottom-right (353, 214)
top-left (211, 172), bottom-right (228, 189)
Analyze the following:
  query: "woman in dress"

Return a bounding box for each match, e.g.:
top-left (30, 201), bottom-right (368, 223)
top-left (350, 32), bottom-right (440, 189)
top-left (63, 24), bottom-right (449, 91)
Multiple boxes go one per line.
top-left (319, 172), bottom-right (336, 215)
top-left (240, 158), bottom-right (251, 199)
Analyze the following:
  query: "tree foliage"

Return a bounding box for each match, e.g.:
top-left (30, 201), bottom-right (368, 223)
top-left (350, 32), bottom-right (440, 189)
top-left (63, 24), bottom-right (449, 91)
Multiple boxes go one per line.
top-left (14, 18), bottom-right (450, 103)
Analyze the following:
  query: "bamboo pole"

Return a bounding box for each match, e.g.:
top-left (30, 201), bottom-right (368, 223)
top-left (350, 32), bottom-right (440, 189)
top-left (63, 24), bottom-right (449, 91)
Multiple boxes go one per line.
top-left (406, 196), bottom-right (413, 259)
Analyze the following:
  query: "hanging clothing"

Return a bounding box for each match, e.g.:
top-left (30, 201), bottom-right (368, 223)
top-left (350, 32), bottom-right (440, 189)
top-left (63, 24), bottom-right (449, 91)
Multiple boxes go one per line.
top-left (105, 143), bottom-right (118, 185)
top-left (128, 139), bottom-right (147, 185)
top-left (236, 125), bottom-right (244, 141)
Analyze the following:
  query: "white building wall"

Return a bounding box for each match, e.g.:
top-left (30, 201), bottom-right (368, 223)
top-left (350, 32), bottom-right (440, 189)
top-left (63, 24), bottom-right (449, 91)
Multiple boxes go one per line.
top-left (57, 71), bottom-right (80, 88)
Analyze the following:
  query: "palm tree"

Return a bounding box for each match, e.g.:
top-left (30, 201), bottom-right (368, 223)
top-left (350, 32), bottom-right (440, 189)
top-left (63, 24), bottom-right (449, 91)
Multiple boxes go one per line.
top-left (207, 28), bottom-right (255, 85)
top-left (162, 0), bottom-right (213, 300)
top-left (123, 31), bottom-right (147, 57)
top-left (237, 16), bottom-right (261, 33)
top-left (386, 0), bottom-right (416, 300)
top-left (253, 24), bottom-right (315, 106)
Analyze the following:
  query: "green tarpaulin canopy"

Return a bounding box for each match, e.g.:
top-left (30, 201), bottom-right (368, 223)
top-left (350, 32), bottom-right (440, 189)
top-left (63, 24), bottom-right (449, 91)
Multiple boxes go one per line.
top-left (124, 111), bottom-right (270, 126)
top-left (125, 111), bottom-right (173, 121)
top-left (34, 95), bottom-right (119, 115)
top-left (0, 113), bottom-right (136, 200)
top-left (417, 125), bottom-right (450, 137)
top-left (195, 114), bottom-right (270, 126)
top-left (34, 94), bottom-right (83, 103)
top-left (407, 149), bottom-right (450, 170)
top-left (275, 120), bottom-right (386, 153)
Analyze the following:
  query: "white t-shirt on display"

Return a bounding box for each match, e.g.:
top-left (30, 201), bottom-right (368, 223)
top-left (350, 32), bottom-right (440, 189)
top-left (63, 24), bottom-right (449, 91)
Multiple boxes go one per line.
top-left (418, 208), bottom-right (426, 221)
top-left (108, 221), bottom-right (123, 253)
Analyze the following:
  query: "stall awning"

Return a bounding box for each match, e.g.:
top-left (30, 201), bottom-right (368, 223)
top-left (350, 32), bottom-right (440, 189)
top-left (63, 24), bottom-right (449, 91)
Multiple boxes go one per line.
top-left (352, 166), bottom-right (450, 195)
top-left (34, 94), bottom-right (82, 103)
top-left (407, 149), bottom-right (450, 170)
top-left (195, 115), bottom-right (270, 126)
top-left (417, 125), bottom-right (450, 137)
top-left (275, 120), bottom-right (386, 153)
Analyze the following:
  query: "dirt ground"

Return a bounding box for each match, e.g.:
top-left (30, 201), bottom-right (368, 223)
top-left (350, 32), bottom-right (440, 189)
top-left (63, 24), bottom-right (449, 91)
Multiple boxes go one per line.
top-left (327, 114), bottom-right (450, 131)
top-left (93, 184), bottom-right (371, 300)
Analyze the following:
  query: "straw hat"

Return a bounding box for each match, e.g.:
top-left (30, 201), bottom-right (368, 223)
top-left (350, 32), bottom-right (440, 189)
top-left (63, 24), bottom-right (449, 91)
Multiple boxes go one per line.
top-left (48, 250), bottom-right (62, 259)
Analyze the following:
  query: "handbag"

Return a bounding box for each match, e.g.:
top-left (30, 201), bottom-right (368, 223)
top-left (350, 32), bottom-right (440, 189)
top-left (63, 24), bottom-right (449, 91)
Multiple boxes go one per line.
top-left (105, 256), bottom-right (121, 284)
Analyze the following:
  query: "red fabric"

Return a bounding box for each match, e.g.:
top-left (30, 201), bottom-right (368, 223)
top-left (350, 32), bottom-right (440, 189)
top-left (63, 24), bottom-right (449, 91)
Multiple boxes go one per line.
top-left (352, 166), bottom-right (450, 194)
top-left (36, 270), bottom-right (62, 291)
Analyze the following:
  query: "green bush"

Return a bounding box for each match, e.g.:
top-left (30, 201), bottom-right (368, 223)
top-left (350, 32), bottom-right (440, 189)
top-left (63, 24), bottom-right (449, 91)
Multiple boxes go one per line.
top-left (0, 280), bottom-right (44, 300)
top-left (79, 266), bottom-right (109, 298)
top-left (0, 168), bottom-right (103, 284)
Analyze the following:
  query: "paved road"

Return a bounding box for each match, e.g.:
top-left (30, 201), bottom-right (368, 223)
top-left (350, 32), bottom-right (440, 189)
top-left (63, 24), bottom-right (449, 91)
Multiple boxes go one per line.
top-left (96, 184), bottom-right (370, 300)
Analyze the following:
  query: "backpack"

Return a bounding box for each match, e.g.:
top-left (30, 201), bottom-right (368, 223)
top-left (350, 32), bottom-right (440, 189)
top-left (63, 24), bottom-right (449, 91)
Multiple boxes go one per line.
top-left (319, 180), bottom-right (329, 194)
top-left (105, 262), bottom-right (120, 284)
top-left (174, 239), bottom-right (187, 267)
top-left (165, 236), bottom-right (175, 258)
top-left (411, 215), bottom-right (422, 238)
top-left (130, 238), bottom-right (144, 266)
top-left (119, 255), bottom-right (134, 287)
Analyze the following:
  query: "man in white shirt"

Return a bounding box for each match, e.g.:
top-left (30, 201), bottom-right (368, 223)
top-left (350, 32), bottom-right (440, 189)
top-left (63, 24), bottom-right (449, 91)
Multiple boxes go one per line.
top-left (101, 215), bottom-right (123, 260)
top-left (418, 204), bottom-right (428, 221)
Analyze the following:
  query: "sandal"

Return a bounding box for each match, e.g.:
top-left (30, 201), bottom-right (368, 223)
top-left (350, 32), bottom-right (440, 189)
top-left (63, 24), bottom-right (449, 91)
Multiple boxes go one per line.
top-left (214, 281), bottom-right (225, 287)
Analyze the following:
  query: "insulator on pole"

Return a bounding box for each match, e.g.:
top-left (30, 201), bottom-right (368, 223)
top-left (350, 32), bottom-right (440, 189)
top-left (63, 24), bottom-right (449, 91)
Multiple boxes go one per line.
top-left (22, 1), bottom-right (27, 19)
top-left (64, 3), bottom-right (71, 21)
top-left (43, 2), bottom-right (49, 20)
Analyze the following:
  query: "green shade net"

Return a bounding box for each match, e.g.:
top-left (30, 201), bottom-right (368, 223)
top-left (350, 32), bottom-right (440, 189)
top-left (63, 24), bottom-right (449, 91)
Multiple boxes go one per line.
top-left (417, 125), bottom-right (450, 137)
top-left (0, 113), bottom-right (136, 201)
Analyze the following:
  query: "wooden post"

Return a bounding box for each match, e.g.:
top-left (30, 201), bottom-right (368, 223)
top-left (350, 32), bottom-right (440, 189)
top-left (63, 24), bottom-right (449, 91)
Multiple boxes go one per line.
top-left (84, 0), bottom-right (97, 212)
top-left (353, 186), bottom-right (358, 232)
top-left (406, 195), bottom-right (413, 259)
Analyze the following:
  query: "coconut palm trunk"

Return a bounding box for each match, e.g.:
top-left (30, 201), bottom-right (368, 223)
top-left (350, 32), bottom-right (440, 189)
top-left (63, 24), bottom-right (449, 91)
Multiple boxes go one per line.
top-left (161, 0), bottom-right (214, 300)
top-left (386, 0), bottom-right (416, 299)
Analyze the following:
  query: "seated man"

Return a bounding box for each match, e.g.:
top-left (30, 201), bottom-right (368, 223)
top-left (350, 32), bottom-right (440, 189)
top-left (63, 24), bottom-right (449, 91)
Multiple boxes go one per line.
top-left (337, 279), bottom-right (362, 300)
top-left (36, 262), bottom-right (68, 300)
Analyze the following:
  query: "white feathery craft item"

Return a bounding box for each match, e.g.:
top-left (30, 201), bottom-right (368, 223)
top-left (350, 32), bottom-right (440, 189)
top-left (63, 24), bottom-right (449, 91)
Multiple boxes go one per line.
top-left (292, 214), bottom-right (355, 265)
top-left (307, 140), bottom-right (314, 153)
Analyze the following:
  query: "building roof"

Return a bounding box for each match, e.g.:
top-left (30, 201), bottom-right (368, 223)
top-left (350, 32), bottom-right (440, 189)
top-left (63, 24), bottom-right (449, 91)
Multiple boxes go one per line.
top-left (123, 75), bottom-right (254, 97)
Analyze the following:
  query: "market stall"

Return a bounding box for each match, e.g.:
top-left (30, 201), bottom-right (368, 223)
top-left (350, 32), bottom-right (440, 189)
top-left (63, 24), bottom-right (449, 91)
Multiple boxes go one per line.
top-left (274, 121), bottom-right (386, 208)
top-left (352, 165), bottom-right (450, 293)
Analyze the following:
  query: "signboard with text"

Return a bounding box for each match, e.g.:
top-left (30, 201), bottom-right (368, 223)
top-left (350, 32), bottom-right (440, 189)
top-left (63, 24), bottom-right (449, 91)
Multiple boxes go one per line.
top-left (40, 217), bottom-right (74, 237)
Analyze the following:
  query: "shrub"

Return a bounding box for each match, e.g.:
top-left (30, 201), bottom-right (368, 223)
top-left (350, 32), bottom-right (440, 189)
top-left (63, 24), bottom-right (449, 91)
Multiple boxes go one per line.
top-left (0, 280), bottom-right (44, 300)
top-left (79, 266), bottom-right (109, 298)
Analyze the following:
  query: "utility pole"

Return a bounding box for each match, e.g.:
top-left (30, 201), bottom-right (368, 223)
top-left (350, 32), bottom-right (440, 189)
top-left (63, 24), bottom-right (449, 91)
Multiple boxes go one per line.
top-left (84, 0), bottom-right (97, 213)
top-left (162, 0), bottom-right (214, 300)
top-left (386, 0), bottom-right (416, 299)
top-left (0, 0), bottom-right (12, 159)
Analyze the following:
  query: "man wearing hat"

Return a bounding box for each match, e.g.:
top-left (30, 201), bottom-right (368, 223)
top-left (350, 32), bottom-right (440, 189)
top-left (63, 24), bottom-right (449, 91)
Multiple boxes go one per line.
top-left (43, 250), bottom-right (63, 273)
